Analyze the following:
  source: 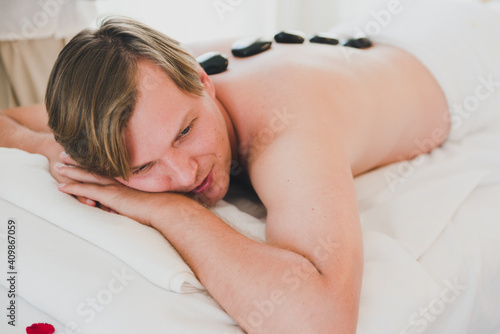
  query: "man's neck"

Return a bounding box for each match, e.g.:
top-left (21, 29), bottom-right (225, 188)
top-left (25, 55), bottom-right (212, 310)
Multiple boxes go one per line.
top-left (215, 97), bottom-right (239, 164)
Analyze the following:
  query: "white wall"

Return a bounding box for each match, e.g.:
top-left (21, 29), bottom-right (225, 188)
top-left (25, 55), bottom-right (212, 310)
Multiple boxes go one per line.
top-left (274, 0), bottom-right (341, 34)
top-left (4, 0), bottom-right (487, 43)
top-left (95, 0), bottom-right (385, 44)
top-left (96, 0), bottom-right (278, 44)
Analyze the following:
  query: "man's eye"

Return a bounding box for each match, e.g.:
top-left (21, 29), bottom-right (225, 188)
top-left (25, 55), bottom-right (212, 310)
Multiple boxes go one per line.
top-left (180, 125), bottom-right (192, 137)
top-left (132, 164), bottom-right (149, 175)
top-left (179, 118), bottom-right (197, 138)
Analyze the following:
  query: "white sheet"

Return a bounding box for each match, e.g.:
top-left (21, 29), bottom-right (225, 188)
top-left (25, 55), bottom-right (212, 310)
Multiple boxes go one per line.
top-left (0, 147), bottom-right (271, 294)
top-left (2, 2), bottom-right (500, 333)
top-left (0, 197), bottom-right (242, 334)
top-left (331, 0), bottom-right (500, 143)
top-left (1, 119), bottom-right (500, 334)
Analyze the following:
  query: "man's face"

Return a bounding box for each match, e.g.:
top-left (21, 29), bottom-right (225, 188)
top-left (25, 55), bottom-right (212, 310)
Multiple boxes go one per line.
top-left (115, 60), bottom-right (232, 206)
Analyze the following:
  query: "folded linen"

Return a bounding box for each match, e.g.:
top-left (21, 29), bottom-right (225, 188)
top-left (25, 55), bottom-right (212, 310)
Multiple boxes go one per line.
top-left (0, 147), bottom-right (267, 294)
top-left (1, 128), bottom-right (498, 296)
top-left (1, 124), bottom-right (500, 333)
top-left (0, 198), bottom-right (241, 334)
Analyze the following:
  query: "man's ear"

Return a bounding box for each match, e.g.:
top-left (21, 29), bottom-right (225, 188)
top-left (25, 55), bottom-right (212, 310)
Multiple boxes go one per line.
top-left (198, 66), bottom-right (216, 99)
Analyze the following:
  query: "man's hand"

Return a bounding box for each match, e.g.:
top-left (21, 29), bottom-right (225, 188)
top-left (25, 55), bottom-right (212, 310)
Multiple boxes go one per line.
top-left (54, 159), bottom-right (178, 222)
top-left (0, 105), bottom-right (99, 208)
top-left (41, 134), bottom-right (100, 208)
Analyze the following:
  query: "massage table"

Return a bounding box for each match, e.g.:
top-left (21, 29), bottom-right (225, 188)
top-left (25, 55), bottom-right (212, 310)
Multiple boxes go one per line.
top-left (2, 0), bottom-right (500, 331)
top-left (1, 109), bottom-right (499, 333)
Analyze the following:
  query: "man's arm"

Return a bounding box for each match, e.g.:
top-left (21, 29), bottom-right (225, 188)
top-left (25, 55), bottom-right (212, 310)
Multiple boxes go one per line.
top-left (56, 118), bottom-right (363, 333)
top-left (1, 104), bottom-right (96, 206)
top-left (177, 130), bottom-right (363, 333)
top-left (1, 103), bottom-right (52, 133)
top-left (0, 103), bottom-right (59, 158)
top-left (245, 129), bottom-right (364, 332)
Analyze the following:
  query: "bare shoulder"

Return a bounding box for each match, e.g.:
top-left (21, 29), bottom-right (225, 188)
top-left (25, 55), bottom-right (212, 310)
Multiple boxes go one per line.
top-left (209, 46), bottom-right (346, 163)
top-left (207, 41), bottom-right (450, 177)
top-left (246, 104), bottom-right (364, 308)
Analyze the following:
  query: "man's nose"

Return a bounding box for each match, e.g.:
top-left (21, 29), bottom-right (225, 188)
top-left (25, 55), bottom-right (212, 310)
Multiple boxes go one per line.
top-left (165, 151), bottom-right (198, 188)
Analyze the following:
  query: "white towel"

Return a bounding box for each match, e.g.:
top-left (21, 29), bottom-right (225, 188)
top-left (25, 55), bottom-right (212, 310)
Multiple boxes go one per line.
top-left (1, 124), bottom-right (500, 333)
top-left (1, 126), bottom-right (498, 295)
top-left (0, 147), bottom-right (268, 294)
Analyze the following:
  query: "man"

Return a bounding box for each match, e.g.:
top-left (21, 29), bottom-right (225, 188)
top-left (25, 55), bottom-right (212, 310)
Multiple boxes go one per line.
top-left (1, 0), bottom-right (499, 332)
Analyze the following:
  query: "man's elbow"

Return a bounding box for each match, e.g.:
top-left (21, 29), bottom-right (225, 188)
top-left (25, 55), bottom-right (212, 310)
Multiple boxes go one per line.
top-left (243, 273), bottom-right (360, 334)
top-left (281, 290), bottom-right (360, 334)
top-left (314, 274), bottom-right (361, 334)
top-left (305, 251), bottom-right (363, 334)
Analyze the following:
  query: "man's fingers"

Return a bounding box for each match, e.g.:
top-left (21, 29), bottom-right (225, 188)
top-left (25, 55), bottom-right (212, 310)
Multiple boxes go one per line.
top-left (58, 182), bottom-right (103, 204)
top-left (54, 162), bottom-right (117, 185)
top-left (58, 182), bottom-right (124, 209)
top-left (49, 164), bottom-right (96, 206)
top-left (58, 182), bottom-right (156, 224)
top-left (97, 203), bottom-right (117, 214)
top-left (59, 151), bottom-right (78, 166)
top-left (77, 196), bottom-right (97, 207)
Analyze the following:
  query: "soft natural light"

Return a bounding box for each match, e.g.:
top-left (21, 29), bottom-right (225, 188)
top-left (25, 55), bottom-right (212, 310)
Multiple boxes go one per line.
top-left (93, 0), bottom-right (393, 44)
top-left (95, 0), bottom-right (278, 44)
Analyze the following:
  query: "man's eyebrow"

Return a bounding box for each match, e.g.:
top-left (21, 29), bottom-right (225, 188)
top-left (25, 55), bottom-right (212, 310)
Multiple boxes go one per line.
top-left (129, 108), bottom-right (195, 172)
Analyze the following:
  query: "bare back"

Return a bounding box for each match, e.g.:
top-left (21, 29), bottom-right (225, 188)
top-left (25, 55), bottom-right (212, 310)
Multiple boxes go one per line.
top-left (0, 35), bottom-right (453, 334)
top-left (190, 41), bottom-right (450, 178)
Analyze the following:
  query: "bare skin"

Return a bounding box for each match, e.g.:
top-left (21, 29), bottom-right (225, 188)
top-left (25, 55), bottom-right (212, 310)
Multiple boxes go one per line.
top-left (0, 104), bottom-right (98, 206)
top-left (0, 41), bottom-right (449, 333)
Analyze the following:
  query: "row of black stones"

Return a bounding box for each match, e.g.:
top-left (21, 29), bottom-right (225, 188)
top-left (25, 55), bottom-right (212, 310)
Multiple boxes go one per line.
top-left (197, 30), bottom-right (372, 75)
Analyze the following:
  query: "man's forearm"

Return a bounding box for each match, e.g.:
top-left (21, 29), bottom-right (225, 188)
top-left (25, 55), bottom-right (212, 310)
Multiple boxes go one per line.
top-left (152, 196), bottom-right (360, 333)
top-left (54, 163), bottom-right (362, 332)
top-left (0, 112), bottom-right (57, 158)
top-left (1, 103), bottom-right (51, 133)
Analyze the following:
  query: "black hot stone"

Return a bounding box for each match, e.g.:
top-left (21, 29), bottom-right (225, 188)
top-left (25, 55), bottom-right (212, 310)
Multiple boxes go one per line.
top-left (231, 38), bottom-right (273, 58)
top-left (309, 34), bottom-right (339, 45)
top-left (196, 52), bottom-right (228, 75)
top-left (274, 30), bottom-right (306, 44)
top-left (343, 37), bottom-right (372, 49)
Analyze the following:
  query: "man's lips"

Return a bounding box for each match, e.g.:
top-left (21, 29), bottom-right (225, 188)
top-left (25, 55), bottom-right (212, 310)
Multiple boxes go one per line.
top-left (192, 170), bottom-right (213, 194)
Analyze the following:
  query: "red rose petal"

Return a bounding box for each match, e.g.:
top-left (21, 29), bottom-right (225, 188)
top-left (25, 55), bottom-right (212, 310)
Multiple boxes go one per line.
top-left (26, 323), bottom-right (55, 334)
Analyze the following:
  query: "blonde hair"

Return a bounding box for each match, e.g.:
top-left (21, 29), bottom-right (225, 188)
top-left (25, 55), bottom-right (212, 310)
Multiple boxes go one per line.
top-left (46, 17), bottom-right (204, 180)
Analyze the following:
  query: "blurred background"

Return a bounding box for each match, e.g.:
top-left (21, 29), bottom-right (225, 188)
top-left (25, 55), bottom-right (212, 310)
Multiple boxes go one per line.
top-left (93, 0), bottom-right (383, 44)
top-left (0, 0), bottom-right (482, 109)
top-left (0, 0), bottom-right (385, 109)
